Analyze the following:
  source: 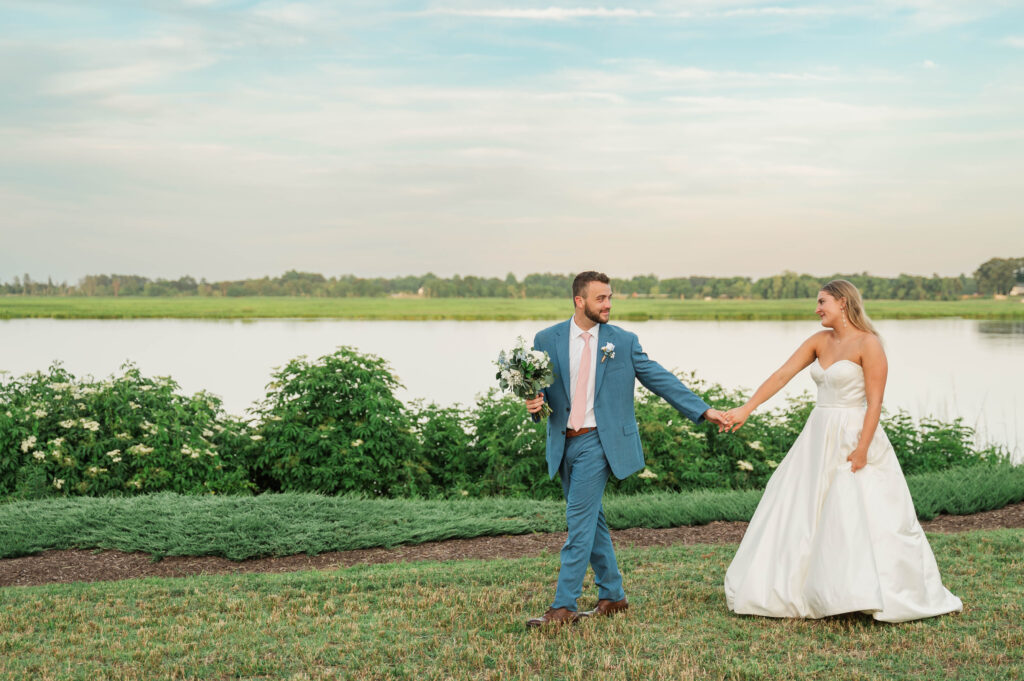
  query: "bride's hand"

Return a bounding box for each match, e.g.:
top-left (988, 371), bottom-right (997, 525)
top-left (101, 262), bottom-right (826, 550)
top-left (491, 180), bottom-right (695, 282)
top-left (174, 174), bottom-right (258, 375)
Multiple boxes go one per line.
top-left (723, 405), bottom-right (751, 432)
top-left (847, 447), bottom-right (868, 473)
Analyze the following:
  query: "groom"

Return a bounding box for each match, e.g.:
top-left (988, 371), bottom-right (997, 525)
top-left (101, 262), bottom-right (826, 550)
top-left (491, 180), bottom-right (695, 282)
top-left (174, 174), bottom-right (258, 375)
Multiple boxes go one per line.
top-left (524, 271), bottom-right (729, 628)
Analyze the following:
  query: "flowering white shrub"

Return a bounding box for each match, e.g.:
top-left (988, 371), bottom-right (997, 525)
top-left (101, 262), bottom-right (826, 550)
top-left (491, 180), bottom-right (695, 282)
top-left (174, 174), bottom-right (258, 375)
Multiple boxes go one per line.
top-left (0, 362), bottom-right (253, 498)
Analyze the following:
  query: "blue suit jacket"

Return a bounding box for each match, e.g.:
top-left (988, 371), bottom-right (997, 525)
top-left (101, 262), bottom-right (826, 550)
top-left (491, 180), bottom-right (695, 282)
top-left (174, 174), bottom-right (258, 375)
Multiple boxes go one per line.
top-left (533, 319), bottom-right (711, 480)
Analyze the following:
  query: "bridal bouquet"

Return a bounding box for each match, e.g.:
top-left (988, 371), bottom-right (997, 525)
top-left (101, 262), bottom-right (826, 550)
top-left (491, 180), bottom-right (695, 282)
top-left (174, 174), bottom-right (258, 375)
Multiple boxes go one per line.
top-left (496, 337), bottom-right (554, 418)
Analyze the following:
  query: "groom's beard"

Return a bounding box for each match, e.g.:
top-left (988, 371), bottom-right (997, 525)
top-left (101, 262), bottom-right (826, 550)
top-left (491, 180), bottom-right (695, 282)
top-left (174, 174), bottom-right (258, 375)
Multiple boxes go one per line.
top-left (584, 305), bottom-right (609, 325)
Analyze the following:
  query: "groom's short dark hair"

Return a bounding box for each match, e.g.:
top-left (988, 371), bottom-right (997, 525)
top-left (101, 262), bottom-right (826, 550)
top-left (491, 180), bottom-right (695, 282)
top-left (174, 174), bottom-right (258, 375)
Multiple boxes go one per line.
top-left (572, 271), bottom-right (610, 299)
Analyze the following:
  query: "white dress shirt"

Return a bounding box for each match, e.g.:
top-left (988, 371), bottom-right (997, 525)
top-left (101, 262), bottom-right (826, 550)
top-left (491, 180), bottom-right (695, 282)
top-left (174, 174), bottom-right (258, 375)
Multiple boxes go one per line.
top-left (569, 317), bottom-right (599, 429)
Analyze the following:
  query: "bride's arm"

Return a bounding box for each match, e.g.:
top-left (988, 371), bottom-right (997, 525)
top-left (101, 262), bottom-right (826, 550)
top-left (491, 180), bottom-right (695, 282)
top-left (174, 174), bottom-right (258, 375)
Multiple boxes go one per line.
top-left (848, 336), bottom-right (887, 472)
top-left (724, 333), bottom-right (821, 431)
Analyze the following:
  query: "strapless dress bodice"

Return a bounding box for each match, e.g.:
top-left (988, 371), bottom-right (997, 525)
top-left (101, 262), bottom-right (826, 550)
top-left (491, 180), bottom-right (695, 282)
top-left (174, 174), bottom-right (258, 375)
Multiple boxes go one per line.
top-left (810, 359), bottom-right (866, 408)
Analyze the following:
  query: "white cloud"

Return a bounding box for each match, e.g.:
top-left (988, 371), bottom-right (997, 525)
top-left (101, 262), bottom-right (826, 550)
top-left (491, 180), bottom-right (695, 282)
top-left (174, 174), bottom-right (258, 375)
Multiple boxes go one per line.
top-left (922, 59), bottom-right (937, 68)
top-left (710, 0), bottom-right (1013, 30)
top-left (3, 0), bottom-right (1022, 281)
top-left (32, 31), bottom-right (217, 97)
top-left (876, 0), bottom-right (1003, 30)
top-left (46, 61), bottom-right (196, 95)
top-left (426, 7), bottom-right (654, 20)
top-left (554, 60), bottom-right (887, 95)
top-left (251, 2), bottom-right (322, 27)
top-left (718, 6), bottom-right (851, 18)
top-left (1001, 36), bottom-right (1024, 48)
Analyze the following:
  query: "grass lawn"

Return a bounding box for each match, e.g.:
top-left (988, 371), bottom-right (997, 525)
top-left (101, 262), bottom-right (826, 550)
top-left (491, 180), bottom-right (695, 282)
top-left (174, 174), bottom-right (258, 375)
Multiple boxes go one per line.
top-left (1, 530), bottom-right (1020, 680)
top-left (2, 296), bottom-right (1024, 320)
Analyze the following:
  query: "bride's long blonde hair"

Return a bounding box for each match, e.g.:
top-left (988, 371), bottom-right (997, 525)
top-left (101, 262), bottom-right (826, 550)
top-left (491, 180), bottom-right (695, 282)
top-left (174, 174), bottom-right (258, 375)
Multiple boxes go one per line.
top-left (821, 279), bottom-right (878, 336)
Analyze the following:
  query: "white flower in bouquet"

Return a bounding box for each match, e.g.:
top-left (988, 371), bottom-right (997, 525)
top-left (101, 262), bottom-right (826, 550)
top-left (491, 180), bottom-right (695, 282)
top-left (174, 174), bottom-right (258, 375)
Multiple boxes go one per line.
top-left (496, 336), bottom-right (555, 418)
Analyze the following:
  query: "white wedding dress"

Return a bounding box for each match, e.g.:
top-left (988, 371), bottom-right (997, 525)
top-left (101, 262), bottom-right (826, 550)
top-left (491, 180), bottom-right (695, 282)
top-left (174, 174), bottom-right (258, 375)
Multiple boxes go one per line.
top-left (724, 359), bottom-right (963, 622)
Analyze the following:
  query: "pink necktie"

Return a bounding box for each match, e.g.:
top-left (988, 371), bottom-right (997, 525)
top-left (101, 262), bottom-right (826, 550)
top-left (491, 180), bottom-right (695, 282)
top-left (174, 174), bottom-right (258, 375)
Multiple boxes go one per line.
top-left (569, 331), bottom-right (592, 430)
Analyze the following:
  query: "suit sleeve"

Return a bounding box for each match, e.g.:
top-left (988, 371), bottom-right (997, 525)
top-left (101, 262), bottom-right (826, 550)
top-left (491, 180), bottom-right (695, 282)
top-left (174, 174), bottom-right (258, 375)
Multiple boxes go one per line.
top-left (631, 334), bottom-right (710, 423)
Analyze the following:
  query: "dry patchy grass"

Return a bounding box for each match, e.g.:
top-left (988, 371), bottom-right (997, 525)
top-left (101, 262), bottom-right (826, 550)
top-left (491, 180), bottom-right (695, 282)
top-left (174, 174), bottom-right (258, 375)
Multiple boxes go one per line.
top-left (0, 531), bottom-right (1021, 680)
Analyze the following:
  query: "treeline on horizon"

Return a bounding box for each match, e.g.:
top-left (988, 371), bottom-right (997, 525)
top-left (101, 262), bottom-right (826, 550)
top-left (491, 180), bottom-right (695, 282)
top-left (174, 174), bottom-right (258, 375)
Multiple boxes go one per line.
top-left (3, 257), bottom-right (1022, 301)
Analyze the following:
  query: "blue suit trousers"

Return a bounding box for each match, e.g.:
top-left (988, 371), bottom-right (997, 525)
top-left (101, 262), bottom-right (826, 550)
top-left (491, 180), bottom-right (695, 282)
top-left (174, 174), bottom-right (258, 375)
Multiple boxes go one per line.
top-left (552, 430), bottom-right (626, 610)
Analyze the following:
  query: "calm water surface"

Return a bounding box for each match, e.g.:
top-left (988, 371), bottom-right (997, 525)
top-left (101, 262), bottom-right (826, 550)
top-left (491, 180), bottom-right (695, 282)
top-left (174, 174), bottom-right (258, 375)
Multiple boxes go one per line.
top-left (2, 318), bottom-right (1021, 461)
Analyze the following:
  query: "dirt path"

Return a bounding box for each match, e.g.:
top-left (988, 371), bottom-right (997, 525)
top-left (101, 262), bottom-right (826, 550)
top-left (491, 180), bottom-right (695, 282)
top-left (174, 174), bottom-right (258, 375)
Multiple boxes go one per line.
top-left (2, 502), bottom-right (1022, 588)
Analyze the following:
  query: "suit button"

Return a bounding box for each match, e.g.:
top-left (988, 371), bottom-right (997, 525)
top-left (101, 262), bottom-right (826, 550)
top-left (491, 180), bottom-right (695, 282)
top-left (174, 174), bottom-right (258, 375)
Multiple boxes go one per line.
top-left (561, 430), bottom-right (565, 435)
top-left (566, 407), bottom-right (570, 413)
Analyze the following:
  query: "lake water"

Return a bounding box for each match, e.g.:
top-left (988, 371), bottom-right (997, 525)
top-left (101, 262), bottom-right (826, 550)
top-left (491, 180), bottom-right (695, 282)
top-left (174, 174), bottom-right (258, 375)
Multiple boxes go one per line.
top-left (1, 318), bottom-right (1021, 462)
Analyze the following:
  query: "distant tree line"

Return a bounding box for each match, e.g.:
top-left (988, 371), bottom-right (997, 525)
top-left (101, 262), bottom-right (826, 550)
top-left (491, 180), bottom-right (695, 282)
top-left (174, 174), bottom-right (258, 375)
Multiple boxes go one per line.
top-left (973, 257), bottom-right (1024, 295)
top-left (2, 257), bottom-right (1021, 300)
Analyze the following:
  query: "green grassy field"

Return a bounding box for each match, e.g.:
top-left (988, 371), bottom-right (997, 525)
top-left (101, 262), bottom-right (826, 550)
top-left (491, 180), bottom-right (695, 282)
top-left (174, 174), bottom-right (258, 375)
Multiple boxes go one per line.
top-left (1, 530), bottom-right (1020, 680)
top-left (2, 296), bottom-right (1023, 320)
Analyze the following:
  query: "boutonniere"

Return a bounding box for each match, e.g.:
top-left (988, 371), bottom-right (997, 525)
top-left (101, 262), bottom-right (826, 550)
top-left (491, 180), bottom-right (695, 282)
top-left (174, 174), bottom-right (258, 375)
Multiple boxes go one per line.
top-left (601, 342), bottom-right (615, 363)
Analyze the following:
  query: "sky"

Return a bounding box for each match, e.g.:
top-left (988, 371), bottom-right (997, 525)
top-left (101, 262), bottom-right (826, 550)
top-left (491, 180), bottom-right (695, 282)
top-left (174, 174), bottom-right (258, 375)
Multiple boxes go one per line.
top-left (1, 0), bottom-right (1023, 283)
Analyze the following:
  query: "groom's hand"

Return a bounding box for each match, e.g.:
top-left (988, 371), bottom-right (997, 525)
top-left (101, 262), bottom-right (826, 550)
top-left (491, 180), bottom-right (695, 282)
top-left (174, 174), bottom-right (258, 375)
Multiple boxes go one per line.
top-left (525, 393), bottom-right (545, 414)
top-left (703, 408), bottom-right (731, 432)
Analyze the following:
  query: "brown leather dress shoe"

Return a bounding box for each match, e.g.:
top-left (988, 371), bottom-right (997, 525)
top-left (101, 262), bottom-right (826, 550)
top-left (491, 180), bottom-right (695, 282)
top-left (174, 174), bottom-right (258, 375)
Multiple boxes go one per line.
top-left (584, 598), bottom-right (629, 617)
top-left (525, 607), bottom-right (580, 628)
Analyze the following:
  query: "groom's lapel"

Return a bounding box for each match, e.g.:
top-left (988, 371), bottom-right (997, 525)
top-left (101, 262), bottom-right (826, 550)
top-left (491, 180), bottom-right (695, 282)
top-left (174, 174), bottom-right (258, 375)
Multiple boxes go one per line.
top-left (594, 323), bottom-right (610, 397)
top-left (555, 319), bottom-right (572, 401)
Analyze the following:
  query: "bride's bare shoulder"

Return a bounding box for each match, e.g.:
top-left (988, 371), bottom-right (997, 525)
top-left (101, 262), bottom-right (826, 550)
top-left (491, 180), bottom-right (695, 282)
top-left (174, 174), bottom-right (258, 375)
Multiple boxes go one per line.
top-left (807, 330), bottom-right (831, 347)
top-left (857, 332), bottom-right (885, 359)
top-left (797, 331), bottom-right (830, 359)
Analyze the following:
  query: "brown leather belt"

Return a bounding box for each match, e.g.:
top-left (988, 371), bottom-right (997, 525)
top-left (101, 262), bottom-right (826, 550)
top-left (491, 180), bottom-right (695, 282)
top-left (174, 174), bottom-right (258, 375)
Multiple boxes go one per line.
top-left (565, 427), bottom-right (597, 439)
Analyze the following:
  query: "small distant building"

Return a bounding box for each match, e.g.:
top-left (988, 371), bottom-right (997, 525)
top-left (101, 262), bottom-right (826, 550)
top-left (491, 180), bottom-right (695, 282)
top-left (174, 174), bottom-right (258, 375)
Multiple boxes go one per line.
top-left (389, 287), bottom-right (426, 299)
top-left (1009, 285), bottom-right (1024, 297)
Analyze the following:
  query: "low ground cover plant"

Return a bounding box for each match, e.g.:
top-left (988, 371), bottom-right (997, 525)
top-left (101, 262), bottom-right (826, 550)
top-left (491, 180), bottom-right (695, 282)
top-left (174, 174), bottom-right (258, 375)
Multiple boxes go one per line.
top-left (2, 463), bottom-right (1020, 560)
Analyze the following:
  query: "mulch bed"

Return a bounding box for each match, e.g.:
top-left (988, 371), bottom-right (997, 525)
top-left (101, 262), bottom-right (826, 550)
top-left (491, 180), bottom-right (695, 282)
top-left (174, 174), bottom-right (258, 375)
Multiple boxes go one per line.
top-left (2, 502), bottom-right (1022, 588)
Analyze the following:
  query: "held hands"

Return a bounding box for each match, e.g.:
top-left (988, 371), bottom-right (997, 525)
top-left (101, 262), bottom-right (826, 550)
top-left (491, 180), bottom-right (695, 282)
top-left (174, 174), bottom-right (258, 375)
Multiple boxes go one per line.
top-left (721, 405), bottom-right (753, 433)
top-left (525, 393), bottom-right (545, 414)
top-left (703, 408), bottom-right (732, 431)
top-left (847, 447), bottom-right (868, 473)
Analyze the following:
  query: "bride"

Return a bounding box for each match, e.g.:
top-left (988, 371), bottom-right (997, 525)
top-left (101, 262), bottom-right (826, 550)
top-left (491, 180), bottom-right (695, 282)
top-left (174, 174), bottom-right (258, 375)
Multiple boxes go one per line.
top-left (721, 279), bottom-right (962, 622)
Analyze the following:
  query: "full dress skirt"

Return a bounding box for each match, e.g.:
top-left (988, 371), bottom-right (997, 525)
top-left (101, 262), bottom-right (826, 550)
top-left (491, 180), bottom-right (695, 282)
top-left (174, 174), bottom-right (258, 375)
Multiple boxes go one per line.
top-left (723, 360), bottom-right (963, 623)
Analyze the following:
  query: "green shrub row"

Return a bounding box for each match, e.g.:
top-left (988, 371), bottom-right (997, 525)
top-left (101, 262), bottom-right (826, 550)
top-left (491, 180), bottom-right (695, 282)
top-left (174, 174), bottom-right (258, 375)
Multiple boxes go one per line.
top-left (0, 347), bottom-right (1011, 501)
top-left (0, 363), bottom-right (255, 499)
top-left (2, 463), bottom-right (1020, 560)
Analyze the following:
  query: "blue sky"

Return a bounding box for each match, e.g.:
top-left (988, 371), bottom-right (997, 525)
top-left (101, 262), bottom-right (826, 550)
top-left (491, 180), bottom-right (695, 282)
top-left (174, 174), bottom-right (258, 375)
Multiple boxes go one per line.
top-left (1, 1), bottom-right (1022, 281)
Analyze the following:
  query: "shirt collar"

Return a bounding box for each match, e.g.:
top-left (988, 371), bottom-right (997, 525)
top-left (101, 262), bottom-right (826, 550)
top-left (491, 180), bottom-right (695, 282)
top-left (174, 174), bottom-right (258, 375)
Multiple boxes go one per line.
top-left (570, 317), bottom-right (598, 340)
